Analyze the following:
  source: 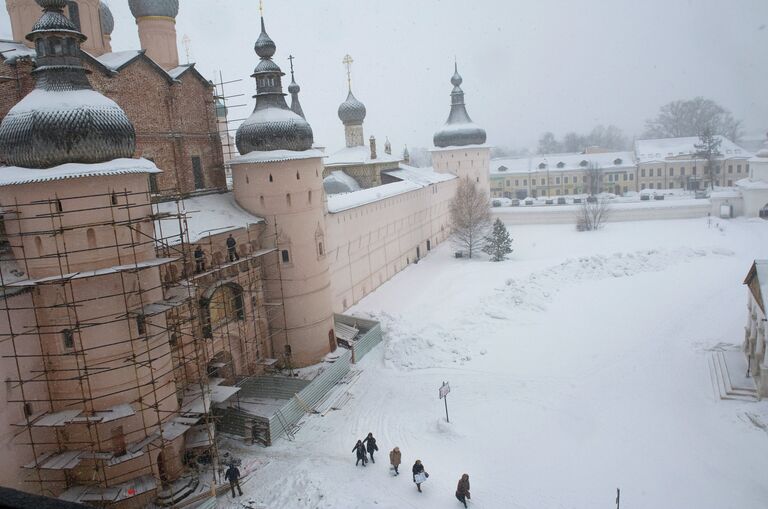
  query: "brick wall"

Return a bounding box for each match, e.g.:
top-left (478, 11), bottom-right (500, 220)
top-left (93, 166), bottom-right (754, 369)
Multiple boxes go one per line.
top-left (0, 53), bottom-right (225, 194)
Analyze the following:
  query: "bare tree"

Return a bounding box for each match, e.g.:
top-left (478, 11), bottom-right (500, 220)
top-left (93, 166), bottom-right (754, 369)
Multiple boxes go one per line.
top-left (644, 97), bottom-right (742, 142)
top-left (585, 162), bottom-right (604, 196)
top-left (576, 197), bottom-right (610, 231)
top-left (694, 126), bottom-right (722, 190)
top-left (450, 178), bottom-right (491, 258)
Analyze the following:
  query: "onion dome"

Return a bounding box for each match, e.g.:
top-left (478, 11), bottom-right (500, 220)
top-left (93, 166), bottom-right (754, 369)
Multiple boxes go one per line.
top-left (128, 0), bottom-right (179, 18)
top-left (0, 0), bottom-right (135, 168)
top-left (287, 57), bottom-right (306, 120)
top-left (433, 63), bottom-right (487, 148)
top-left (99, 1), bottom-right (114, 35)
top-left (338, 91), bottom-right (366, 126)
top-left (235, 17), bottom-right (313, 154)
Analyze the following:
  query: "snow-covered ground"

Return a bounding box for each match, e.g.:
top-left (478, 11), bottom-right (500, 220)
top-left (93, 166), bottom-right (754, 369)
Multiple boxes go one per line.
top-left (222, 217), bottom-right (768, 509)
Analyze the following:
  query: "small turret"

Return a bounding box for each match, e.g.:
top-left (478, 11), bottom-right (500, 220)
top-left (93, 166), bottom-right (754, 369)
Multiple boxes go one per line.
top-left (433, 62), bottom-right (487, 148)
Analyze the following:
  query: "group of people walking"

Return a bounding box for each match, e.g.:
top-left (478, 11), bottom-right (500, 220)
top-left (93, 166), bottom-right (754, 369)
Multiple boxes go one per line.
top-left (352, 432), bottom-right (471, 506)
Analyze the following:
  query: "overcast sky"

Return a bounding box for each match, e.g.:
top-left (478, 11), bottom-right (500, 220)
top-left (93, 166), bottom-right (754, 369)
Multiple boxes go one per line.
top-left (2, 0), bottom-right (767, 154)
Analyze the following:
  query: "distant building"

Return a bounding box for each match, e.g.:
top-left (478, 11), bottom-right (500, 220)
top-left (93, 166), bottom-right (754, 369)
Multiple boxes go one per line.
top-left (490, 151), bottom-right (636, 199)
top-left (636, 136), bottom-right (751, 191)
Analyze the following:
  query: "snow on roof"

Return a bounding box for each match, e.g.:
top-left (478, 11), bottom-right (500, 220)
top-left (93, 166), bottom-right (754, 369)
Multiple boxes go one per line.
top-left (96, 50), bottom-right (142, 70)
top-left (327, 180), bottom-right (423, 213)
top-left (323, 170), bottom-right (361, 194)
top-left (384, 164), bottom-right (457, 186)
top-left (167, 64), bottom-right (193, 79)
top-left (230, 148), bottom-right (325, 165)
top-left (325, 145), bottom-right (401, 167)
top-left (490, 151), bottom-right (636, 175)
top-left (0, 40), bottom-right (35, 62)
top-left (635, 136), bottom-right (750, 163)
top-left (736, 178), bottom-right (768, 190)
top-left (154, 192), bottom-right (264, 245)
top-left (0, 158), bottom-right (160, 186)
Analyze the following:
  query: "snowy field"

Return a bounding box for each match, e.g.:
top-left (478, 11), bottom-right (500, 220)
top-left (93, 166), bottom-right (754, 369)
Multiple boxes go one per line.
top-left (223, 217), bottom-right (768, 509)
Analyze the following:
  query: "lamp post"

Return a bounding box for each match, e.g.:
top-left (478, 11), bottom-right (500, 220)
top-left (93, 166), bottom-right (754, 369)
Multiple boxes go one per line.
top-left (543, 157), bottom-right (549, 198)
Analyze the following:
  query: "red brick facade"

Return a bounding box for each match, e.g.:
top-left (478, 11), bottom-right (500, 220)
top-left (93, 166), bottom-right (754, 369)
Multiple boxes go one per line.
top-left (0, 52), bottom-right (226, 195)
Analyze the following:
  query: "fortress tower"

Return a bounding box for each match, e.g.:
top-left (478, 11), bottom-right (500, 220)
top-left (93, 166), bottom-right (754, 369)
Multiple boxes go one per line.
top-left (432, 63), bottom-right (491, 195)
top-left (231, 15), bottom-right (335, 368)
top-left (128, 0), bottom-right (180, 70)
top-left (0, 0), bottom-right (182, 495)
top-left (5, 0), bottom-right (113, 56)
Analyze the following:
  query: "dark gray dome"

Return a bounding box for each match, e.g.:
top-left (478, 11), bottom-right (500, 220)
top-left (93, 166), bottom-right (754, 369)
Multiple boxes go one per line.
top-left (99, 1), bottom-right (114, 35)
top-left (433, 64), bottom-right (486, 148)
top-left (338, 91), bottom-right (366, 125)
top-left (0, 0), bottom-right (135, 168)
top-left (287, 78), bottom-right (300, 94)
top-left (254, 19), bottom-right (276, 59)
top-left (128, 0), bottom-right (179, 18)
top-left (255, 58), bottom-right (280, 73)
top-left (235, 17), bottom-right (313, 154)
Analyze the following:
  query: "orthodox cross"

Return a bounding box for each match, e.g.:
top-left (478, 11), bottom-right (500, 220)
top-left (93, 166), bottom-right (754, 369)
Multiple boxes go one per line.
top-left (342, 54), bottom-right (354, 92)
top-left (288, 54), bottom-right (296, 80)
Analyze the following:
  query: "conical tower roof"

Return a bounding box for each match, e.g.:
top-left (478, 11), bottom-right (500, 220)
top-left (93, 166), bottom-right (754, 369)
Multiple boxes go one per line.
top-left (235, 16), bottom-right (313, 154)
top-left (433, 63), bottom-right (486, 148)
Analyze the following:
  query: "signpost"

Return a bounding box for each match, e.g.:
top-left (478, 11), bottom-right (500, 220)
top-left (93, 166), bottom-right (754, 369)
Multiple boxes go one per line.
top-left (439, 381), bottom-right (451, 423)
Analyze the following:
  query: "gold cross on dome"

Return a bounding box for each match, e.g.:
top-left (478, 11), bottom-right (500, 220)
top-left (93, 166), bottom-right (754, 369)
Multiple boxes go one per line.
top-left (342, 54), bottom-right (353, 91)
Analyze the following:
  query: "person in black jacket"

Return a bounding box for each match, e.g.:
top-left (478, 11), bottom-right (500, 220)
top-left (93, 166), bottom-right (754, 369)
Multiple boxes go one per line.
top-left (224, 463), bottom-right (243, 498)
top-left (362, 432), bottom-right (378, 463)
top-left (352, 440), bottom-right (367, 467)
top-left (194, 245), bottom-right (205, 273)
top-left (226, 234), bottom-right (239, 262)
top-left (412, 459), bottom-right (427, 492)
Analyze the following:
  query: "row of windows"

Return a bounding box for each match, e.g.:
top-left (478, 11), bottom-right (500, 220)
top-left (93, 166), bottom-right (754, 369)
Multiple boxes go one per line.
top-left (640, 164), bottom-right (745, 178)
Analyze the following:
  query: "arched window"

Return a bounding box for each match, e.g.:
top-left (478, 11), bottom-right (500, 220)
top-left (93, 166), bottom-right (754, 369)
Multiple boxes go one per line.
top-left (538, 162), bottom-right (546, 170)
top-left (269, 174), bottom-right (273, 182)
top-left (86, 228), bottom-right (96, 249)
top-left (202, 284), bottom-right (245, 337)
top-left (34, 236), bottom-right (43, 256)
top-left (286, 193), bottom-right (291, 206)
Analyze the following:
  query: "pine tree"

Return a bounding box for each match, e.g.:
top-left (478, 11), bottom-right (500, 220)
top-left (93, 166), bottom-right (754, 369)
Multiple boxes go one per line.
top-left (482, 218), bottom-right (513, 262)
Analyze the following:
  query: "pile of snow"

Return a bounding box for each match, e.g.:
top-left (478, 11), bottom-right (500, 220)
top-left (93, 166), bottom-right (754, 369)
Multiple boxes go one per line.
top-left (371, 312), bottom-right (472, 370)
top-left (323, 170), bottom-right (361, 195)
top-left (483, 247), bottom-right (734, 317)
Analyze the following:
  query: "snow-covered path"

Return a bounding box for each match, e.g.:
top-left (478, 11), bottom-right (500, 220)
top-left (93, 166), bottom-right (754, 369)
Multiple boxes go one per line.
top-left (223, 218), bottom-right (768, 509)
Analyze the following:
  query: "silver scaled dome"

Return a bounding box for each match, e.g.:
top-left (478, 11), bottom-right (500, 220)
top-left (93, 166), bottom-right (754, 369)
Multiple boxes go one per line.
top-left (235, 18), bottom-right (313, 154)
top-left (128, 0), bottom-right (179, 18)
top-left (0, 0), bottom-right (135, 168)
top-left (433, 63), bottom-right (487, 148)
top-left (338, 91), bottom-right (366, 126)
top-left (99, 1), bottom-right (114, 35)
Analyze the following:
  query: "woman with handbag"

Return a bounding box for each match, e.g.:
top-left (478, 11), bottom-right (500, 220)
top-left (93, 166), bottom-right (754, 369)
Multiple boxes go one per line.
top-left (412, 459), bottom-right (428, 492)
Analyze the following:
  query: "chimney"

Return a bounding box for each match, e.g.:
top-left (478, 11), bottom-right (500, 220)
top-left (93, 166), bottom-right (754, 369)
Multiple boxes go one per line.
top-left (369, 136), bottom-right (377, 160)
top-left (384, 137), bottom-right (392, 155)
top-left (403, 146), bottom-right (410, 165)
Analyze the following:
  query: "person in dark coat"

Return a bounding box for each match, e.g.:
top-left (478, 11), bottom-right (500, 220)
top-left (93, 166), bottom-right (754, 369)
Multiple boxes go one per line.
top-left (194, 245), bottom-right (205, 273)
top-left (352, 440), bottom-right (367, 467)
top-left (226, 234), bottom-right (239, 262)
top-left (455, 473), bottom-right (471, 507)
top-left (224, 464), bottom-right (243, 498)
top-left (412, 459), bottom-right (427, 492)
top-left (362, 432), bottom-right (378, 463)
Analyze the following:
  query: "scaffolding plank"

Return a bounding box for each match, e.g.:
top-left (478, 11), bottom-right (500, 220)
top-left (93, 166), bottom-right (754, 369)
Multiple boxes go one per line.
top-left (184, 422), bottom-right (215, 449)
top-left (17, 409), bottom-right (81, 427)
top-left (7, 257), bottom-right (177, 286)
top-left (25, 450), bottom-right (82, 470)
top-left (95, 403), bottom-right (136, 423)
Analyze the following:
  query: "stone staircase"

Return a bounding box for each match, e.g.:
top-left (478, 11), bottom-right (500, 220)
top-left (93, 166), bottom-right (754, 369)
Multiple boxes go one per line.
top-left (708, 350), bottom-right (758, 402)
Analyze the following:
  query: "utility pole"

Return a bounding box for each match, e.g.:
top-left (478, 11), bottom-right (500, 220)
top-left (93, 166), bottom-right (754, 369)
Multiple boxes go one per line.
top-left (616, 488), bottom-right (620, 509)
